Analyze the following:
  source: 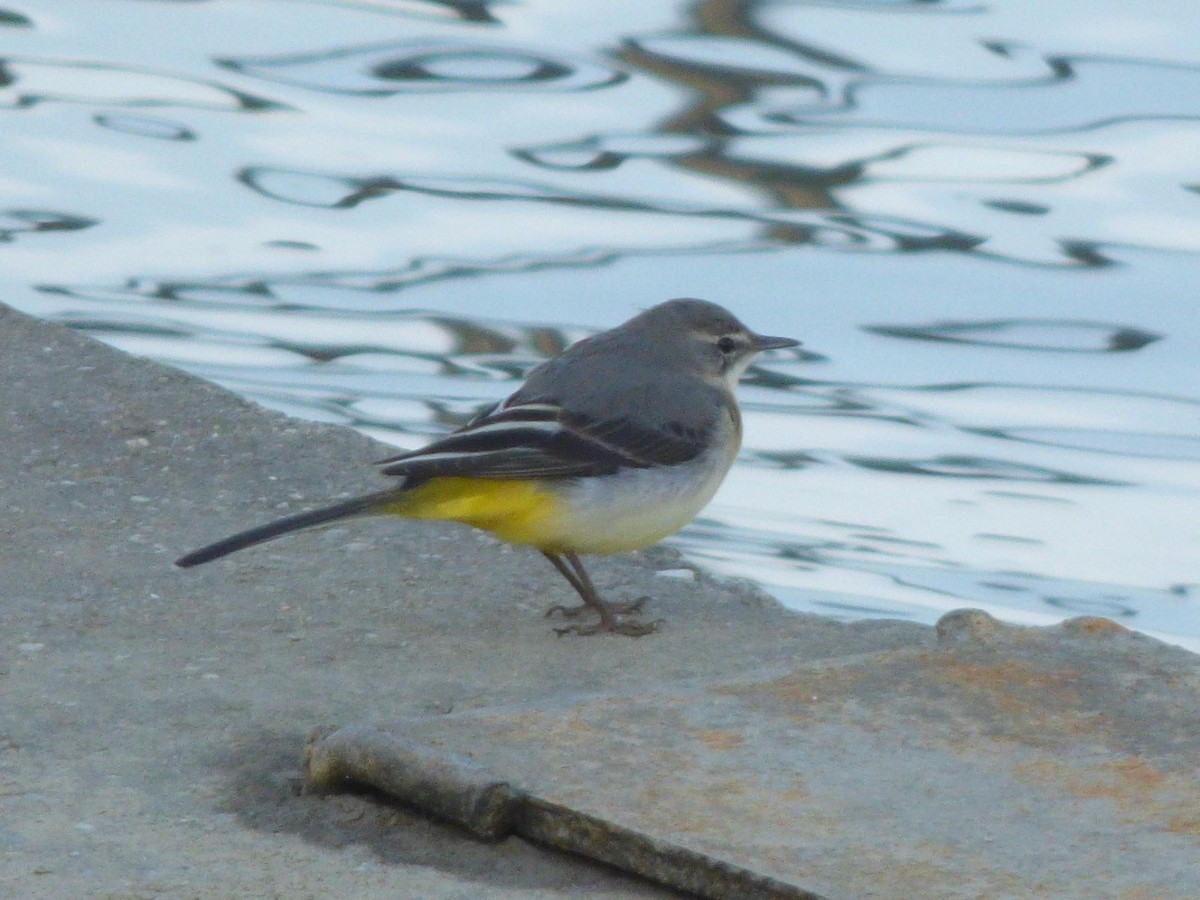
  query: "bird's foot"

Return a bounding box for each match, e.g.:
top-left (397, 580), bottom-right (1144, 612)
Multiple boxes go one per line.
top-left (544, 595), bottom-right (649, 620)
top-left (552, 615), bottom-right (661, 638)
top-left (546, 596), bottom-right (658, 637)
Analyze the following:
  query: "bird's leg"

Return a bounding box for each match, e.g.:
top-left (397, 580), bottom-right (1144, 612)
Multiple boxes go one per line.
top-left (540, 551), bottom-right (593, 618)
top-left (563, 551), bottom-right (651, 618)
top-left (540, 550), bottom-right (656, 636)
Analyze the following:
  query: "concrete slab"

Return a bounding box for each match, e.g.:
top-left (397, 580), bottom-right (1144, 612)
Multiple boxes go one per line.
top-left (0, 301), bottom-right (920, 897)
top-left (306, 609), bottom-right (1200, 898)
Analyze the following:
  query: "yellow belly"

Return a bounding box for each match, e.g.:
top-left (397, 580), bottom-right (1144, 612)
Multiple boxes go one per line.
top-left (382, 477), bottom-right (559, 547)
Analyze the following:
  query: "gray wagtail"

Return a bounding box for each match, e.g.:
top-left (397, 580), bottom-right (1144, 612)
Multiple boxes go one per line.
top-left (176, 298), bottom-right (799, 635)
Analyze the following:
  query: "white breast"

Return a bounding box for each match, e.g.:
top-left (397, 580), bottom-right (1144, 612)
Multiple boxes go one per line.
top-left (543, 442), bottom-right (737, 555)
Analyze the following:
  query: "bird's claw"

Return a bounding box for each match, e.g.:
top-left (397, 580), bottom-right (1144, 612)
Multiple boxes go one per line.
top-left (545, 595), bottom-right (658, 636)
top-left (552, 616), bottom-right (662, 638)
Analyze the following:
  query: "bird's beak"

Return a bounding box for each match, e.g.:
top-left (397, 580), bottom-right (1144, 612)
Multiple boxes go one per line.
top-left (750, 333), bottom-right (801, 352)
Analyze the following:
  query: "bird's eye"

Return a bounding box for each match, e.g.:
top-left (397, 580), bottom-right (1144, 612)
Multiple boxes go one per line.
top-left (717, 335), bottom-right (737, 354)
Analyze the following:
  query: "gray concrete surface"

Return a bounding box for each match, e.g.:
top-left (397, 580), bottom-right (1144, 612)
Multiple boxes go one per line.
top-left (4, 303), bottom-right (1197, 899)
top-left (308, 610), bottom-right (1200, 898)
top-left (0, 303), bottom-right (920, 898)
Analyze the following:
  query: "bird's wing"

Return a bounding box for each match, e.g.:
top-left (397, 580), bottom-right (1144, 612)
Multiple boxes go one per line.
top-left (375, 399), bottom-right (708, 481)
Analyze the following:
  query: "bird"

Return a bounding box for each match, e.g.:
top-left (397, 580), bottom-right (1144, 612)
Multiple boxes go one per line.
top-left (176, 298), bottom-right (799, 636)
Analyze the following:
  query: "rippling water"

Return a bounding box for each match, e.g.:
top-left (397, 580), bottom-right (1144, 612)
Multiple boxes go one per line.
top-left (5, 0), bottom-right (1198, 649)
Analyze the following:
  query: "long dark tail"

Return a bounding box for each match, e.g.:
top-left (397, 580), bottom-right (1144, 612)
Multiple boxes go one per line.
top-left (175, 490), bottom-right (395, 568)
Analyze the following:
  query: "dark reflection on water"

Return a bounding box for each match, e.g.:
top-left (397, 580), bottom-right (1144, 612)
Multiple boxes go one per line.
top-left (219, 40), bottom-right (627, 93)
top-left (94, 113), bottom-right (197, 141)
top-left (2, 210), bottom-right (97, 241)
top-left (4, 0), bottom-right (1199, 648)
top-left (974, 426), bottom-right (1200, 463)
top-left (235, 164), bottom-right (981, 257)
top-left (845, 454), bottom-right (1124, 485)
top-left (0, 8), bottom-right (31, 28)
top-left (864, 319), bottom-right (1162, 353)
top-left (0, 58), bottom-right (283, 111)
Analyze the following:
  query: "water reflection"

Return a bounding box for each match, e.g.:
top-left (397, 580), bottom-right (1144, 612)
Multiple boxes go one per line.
top-left (319, 0), bottom-right (501, 25)
top-left (235, 163), bottom-right (977, 257)
top-left (0, 58), bottom-right (281, 111)
top-left (865, 319), bottom-right (1162, 353)
top-left (218, 40), bottom-right (627, 93)
top-left (1, 209), bottom-right (97, 241)
top-left (846, 454), bottom-right (1123, 486)
top-left (94, 113), bottom-right (197, 141)
top-left (0, 9), bottom-right (31, 28)
top-left (2, 0), bottom-right (1198, 648)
